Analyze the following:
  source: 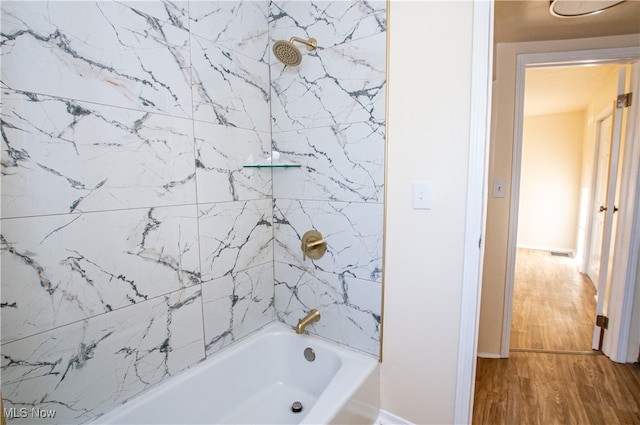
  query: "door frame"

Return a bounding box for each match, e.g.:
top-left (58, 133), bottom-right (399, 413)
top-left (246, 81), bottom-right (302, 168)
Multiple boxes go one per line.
top-left (453, 0), bottom-right (493, 423)
top-left (501, 47), bottom-right (640, 359)
top-left (602, 62), bottom-right (640, 362)
top-left (591, 67), bottom-right (627, 351)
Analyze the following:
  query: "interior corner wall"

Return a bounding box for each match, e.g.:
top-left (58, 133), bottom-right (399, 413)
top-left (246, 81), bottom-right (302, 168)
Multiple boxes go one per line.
top-left (478, 34), bottom-right (640, 357)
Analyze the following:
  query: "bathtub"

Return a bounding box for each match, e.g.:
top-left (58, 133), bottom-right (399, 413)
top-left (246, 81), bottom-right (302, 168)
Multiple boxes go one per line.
top-left (93, 322), bottom-right (380, 424)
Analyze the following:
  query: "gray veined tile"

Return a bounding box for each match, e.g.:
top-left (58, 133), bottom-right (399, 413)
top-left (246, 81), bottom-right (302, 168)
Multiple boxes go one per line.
top-left (0, 285), bottom-right (205, 424)
top-left (198, 199), bottom-right (273, 283)
top-left (0, 89), bottom-right (197, 217)
top-left (273, 199), bottom-right (383, 283)
top-left (194, 122), bottom-right (272, 203)
top-left (202, 263), bottom-right (275, 357)
top-left (191, 34), bottom-right (271, 132)
top-left (189, 1), bottom-right (270, 62)
top-left (274, 262), bottom-right (380, 356)
top-left (0, 1), bottom-right (193, 117)
top-left (0, 205), bottom-right (200, 343)
top-left (272, 122), bottom-right (385, 203)
top-left (118, 1), bottom-right (190, 31)
top-left (271, 32), bottom-right (386, 132)
top-left (269, 1), bottom-right (386, 50)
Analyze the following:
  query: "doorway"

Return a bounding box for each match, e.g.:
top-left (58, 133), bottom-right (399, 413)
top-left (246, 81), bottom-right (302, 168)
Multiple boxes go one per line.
top-left (500, 48), bottom-right (640, 361)
top-left (509, 64), bottom-right (622, 353)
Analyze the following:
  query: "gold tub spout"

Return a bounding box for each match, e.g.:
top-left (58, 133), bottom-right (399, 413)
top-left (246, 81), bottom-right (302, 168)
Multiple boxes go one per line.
top-left (296, 309), bottom-right (321, 334)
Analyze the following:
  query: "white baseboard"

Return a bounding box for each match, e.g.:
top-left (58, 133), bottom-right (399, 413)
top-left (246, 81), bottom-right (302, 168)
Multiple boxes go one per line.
top-left (477, 352), bottom-right (502, 358)
top-left (515, 244), bottom-right (575, 256)
top-left (375, 409), bottom-right (414, 425)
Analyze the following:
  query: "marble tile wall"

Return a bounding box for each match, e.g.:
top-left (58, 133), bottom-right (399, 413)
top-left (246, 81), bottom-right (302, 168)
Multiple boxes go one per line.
top-left (270, 1), bottom-right (386, 356)
top-left (1, 0), bottom-right (386, 423)
top-left (1, 1), bottom-right (273, 423)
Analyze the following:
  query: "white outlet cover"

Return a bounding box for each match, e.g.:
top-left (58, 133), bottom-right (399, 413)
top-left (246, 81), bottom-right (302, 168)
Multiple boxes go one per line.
top-left (492, 179), bottom-right (506, 198)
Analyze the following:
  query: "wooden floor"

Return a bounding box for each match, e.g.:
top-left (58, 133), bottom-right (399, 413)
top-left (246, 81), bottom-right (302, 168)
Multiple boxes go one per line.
top-left (510, 248), bottom-right (596, 352)
top-left (473, 249), bottom-right (640, 424)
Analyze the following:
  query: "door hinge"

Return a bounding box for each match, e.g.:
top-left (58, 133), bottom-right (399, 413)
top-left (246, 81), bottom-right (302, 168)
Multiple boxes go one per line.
top-left (596, 314), bottom-right (609, 329)
top-left (617, 93), bottom-right (632, 108)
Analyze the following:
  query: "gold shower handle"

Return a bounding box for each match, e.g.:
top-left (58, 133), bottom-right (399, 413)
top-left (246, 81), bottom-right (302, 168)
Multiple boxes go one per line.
top-left (306, 239), bottom-right (325, 249)
top-left (301, 230), bottom-right (326, 261)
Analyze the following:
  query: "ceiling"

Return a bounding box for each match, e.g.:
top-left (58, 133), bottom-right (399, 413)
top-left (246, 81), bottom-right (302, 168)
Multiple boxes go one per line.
top-left (496, 1), bottom-right (639, 116)
top-left (495, 0), bottom-right (640, 43)
top-left (523, 64), bottom-right (621, 115)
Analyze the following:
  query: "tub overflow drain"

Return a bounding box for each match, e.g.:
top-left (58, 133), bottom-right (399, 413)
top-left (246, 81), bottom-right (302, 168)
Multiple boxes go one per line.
top-left (304, 347), bottom-right (315, 362)
top-left (291, 401), bottom-right (303, 413)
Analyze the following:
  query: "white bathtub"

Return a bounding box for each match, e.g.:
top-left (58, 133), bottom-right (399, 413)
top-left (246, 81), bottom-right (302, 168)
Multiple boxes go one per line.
top-left (93, 322), bottom-right (380, 424)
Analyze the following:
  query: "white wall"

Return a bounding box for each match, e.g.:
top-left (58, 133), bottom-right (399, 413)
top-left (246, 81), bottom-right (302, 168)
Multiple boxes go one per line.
top-left (382, 1), bottom-right (474, 423)
top-left (517, 111), bottom-right (585, 252)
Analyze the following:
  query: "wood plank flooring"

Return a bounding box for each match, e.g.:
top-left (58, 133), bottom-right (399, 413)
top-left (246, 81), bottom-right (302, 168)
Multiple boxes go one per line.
top-left (474, 352), bottom-right (640, 424)
top-left (473, 249), bottom-right (640, 424)
top-left (510, 248), bottom-right (596, 352)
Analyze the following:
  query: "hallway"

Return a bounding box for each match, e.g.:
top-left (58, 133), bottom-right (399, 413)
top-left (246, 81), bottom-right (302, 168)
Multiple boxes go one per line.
top-left (473, 249), bottom-right (640, 424)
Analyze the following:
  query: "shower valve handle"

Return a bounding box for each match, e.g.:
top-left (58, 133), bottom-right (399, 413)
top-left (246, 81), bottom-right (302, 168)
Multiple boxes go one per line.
top-left (301, 230), bottom-right (326, 261)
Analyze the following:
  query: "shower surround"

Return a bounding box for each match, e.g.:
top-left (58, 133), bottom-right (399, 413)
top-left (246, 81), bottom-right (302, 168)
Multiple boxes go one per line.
top-left (0, 1), bottom-right (386, 423)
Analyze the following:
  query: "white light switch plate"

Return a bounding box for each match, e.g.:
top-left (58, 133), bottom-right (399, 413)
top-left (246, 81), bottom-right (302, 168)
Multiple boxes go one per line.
top-left (413, 181), bottom-right (431, 209)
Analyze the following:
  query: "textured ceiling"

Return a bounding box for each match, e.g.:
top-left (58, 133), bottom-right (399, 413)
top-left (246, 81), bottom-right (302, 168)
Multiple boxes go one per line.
top-left (523, 64), bottom-right (622, 115)
top-left (495, 0), bottom-right (640, 43)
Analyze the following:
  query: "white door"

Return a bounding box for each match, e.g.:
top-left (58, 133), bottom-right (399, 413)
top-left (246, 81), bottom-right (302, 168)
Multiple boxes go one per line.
top-left (587, 114), bottom-right (613, 286)
top-left (591, 67), bottom-right (627, 350)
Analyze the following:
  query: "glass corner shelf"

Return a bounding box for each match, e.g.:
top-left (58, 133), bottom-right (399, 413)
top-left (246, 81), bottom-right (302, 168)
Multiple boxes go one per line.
top-left (243, 163), bottom-right (301, 169)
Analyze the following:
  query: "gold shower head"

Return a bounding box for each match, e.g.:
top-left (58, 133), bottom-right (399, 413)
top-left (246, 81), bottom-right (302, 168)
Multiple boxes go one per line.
top-left (272, 37), bottom-right (317, 66)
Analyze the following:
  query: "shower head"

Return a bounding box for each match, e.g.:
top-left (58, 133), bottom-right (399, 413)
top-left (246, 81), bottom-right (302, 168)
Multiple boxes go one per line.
top-left (273, 37), bottom-right (317, 66)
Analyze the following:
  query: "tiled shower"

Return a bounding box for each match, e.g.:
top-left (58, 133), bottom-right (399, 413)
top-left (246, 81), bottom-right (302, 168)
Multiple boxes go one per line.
top-left (0, 1), bottom-right (386, 423)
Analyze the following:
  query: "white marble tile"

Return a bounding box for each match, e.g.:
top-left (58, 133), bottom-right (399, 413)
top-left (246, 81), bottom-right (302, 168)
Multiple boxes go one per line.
top-left (272, 122), bottom-right (385, 202)
top-left (271, 32), bottom-right (386, 132)
top-left (0, 0), bottom-right (387, 420)
top-left (198, 199), bottom-right (273, 283)
top-left (189, 1), bottom-right (269, 62)
top-left (273, 199), bottom-right (383, 283)
top-left (1, 205), bottom-right (200, 343)
top-left (269, 1), bottom-right (386, 50)
top-left (191, 34), bottom-right (271, 131)
top-left (1, 89), bottom-right (196, 218)
top-left (118, 1), bottom-right (190, 31)
top-left (1, 286), bottom-right (205, 425)
top-left (1, 1), bottom-right (193, 117)
top-left (194, 122), bottom-right (272, 203)
top-left (274, 262), bottom-right (380, 356)
top-left (202, 263), bottom-right (275, 356)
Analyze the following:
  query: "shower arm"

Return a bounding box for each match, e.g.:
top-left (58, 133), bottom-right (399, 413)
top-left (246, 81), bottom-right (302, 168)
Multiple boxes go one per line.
top-left (289, 36), bottom-right (317, 51)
